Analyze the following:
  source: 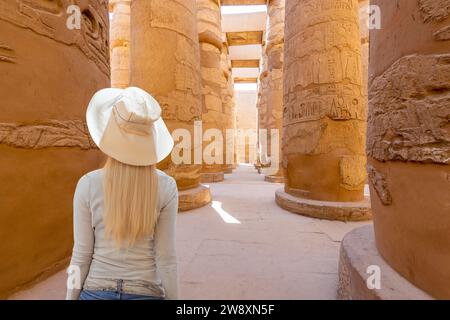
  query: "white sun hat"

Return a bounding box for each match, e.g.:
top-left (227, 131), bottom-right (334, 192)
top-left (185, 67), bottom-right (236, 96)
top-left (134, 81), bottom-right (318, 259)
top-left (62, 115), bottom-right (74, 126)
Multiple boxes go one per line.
top-left (86, 87), bottom-right (174, 166)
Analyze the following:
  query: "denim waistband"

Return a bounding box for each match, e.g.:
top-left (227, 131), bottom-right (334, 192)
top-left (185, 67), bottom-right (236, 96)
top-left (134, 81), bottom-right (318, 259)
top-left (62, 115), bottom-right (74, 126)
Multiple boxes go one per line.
top-left (83, 277), bottom-right (165, 298)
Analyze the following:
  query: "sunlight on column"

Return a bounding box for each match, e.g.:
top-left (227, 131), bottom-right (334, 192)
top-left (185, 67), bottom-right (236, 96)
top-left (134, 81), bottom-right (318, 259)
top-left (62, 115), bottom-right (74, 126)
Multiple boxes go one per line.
top-left (212, 201), bottom-right (241, 224)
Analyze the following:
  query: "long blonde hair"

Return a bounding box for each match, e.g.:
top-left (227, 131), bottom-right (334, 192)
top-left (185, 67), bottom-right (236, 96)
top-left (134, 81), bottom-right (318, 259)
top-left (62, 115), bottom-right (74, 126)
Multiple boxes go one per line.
top-left (103, 157), bottom-right (158, 248)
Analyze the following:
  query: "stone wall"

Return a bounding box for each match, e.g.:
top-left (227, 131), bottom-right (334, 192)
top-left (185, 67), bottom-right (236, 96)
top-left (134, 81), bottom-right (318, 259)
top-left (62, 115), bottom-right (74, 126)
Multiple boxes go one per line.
top-left (0, 0), bottom-right (110, 297)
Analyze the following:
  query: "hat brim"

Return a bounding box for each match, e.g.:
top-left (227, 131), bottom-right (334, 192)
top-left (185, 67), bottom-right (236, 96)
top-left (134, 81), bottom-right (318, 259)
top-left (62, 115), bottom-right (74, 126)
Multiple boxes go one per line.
top-left (86, 88), bottom-right (174, 166)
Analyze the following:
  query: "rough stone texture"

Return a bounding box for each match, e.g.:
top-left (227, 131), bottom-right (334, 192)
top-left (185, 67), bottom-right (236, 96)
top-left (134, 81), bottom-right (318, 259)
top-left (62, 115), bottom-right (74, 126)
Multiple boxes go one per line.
top-left (338, 226), bottom-right (433, 300)
top-left (276, 188), bottom-right (372, 222)
top-left (221, 43), bottom-right (236, 173)
top-left (264, 174), bottom-right (284, 183)
top-left (282, 0), bottom-right (367, 204)
top-left (130, 0), bottom-right (211, 209)
top-left (200, 172), bottom-right (225, 183)
top-left (197, 0), bottom-right (225, 180)
top-left (263, 0), bottom-right (285, 182)
top-left (368, 0), bottom-right (450, 299)
top-left (256, 44), bottom-right (269, 166)
top-left (178, 184), bottom-right (212, 212)
top-left (358, 0), bottom-right (369, 98)
top-left (0, 0), bottom-right (109, 298)
top-left (110, 0), bottom-right (131, 88)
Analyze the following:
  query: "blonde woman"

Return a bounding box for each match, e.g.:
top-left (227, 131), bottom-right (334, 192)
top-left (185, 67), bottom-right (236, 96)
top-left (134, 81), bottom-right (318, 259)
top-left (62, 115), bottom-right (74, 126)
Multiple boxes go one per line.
top-left (66, 87), bottom-right (178, 300)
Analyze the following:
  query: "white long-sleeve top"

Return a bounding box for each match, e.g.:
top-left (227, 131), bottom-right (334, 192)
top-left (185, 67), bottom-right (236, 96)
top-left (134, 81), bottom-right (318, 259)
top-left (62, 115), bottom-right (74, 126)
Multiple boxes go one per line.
top-left (66, 169), bottom-right (179, 300)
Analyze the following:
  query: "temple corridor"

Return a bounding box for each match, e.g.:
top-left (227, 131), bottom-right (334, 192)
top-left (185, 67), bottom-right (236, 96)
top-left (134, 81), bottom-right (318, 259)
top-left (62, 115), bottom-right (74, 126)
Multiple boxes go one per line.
top-left (10, 165), bottom-right (370, 300)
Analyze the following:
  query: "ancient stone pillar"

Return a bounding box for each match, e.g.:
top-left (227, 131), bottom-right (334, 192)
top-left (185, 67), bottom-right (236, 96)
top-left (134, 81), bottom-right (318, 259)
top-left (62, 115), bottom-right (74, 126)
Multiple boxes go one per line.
top-left (130, 0), bottom-right (211, 211)
top-left (264, 0), bottom-right (285, 183)
top-left (256, 45), bottom-right (270, 168)
top-left (221, 43), bottom-right (235, 174)
top-left (366, 0), bottom-right (450, 299)
top-left (358, 0), bottom-right (369, 99)
top-left (110, 0), bottom-right (131, 88)
top-left (0, 0), bottom-right (109, 297)
top-left (197, 0), bottom-right (225, 183)
top-left (275, 0), bottom-right (371, 221)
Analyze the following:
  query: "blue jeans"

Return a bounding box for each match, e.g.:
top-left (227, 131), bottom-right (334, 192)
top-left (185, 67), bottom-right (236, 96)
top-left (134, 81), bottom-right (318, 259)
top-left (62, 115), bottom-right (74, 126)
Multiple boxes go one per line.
top-left (80, 290), bottom-right (164, 300)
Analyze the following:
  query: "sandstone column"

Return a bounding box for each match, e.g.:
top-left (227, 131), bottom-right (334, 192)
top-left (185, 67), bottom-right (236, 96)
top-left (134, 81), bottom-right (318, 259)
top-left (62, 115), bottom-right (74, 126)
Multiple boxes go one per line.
top-left (0, 0), bottom-right (109, 297)
top-left (110, 0), bottom-right (131, 88)
top-left (264, 0), bottom-right (285, 183)
top-left (275, 0), bottom-right (371, 221)
top-left (197, 0), bottom-right (225, 183)
top-left (366, 0), bottom-right (449, 299)
top-left (358, 0), bottom-right (369, 99)
top-left (130, 0), bottom-right (211, 211)
top-left (256, 46), bottom-right (270, 169)
top-left (221, 43), bottom-right (235, 174)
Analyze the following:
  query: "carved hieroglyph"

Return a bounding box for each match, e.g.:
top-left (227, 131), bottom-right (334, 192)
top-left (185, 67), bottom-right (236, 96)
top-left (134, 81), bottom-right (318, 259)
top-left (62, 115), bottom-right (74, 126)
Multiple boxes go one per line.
top-left (197, 0), bottom-right (225, 178)
top-left (110, 0), bottom-right (131, 88)
top-left (368, 0), bottom-right (450, 299)
top-left (130, 0), bottom-right (204, 192)
top-left (264, 0), bottom-right (285, 180)
top-left (0, 0), bottom-right (109, 297)
top-left (282, 0), bottom-right (367, 202)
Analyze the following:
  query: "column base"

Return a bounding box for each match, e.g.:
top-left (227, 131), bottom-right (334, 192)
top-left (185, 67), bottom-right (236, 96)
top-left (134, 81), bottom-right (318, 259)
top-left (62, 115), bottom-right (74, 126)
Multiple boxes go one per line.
top-left (223, 168), bottom-right (233, 174)
top-left (178, 184), bottom-right (212, 212)
top-left (338, 225), bottom-right (433, 300)
top-left (275, 188), bottom-right (372, 221)
top-left (200, 172), bottom-right (224, 183)
top-left (264, 175), bottom-right (284, 183)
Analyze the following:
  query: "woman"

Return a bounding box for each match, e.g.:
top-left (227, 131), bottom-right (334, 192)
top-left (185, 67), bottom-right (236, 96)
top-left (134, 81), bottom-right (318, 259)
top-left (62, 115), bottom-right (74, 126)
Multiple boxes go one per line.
top-left (66, 87), bottom-right (178, 300)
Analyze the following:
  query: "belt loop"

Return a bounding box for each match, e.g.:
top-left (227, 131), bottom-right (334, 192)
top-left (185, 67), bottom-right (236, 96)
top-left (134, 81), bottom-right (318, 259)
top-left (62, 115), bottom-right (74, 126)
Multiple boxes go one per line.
top-left (117, 279), bottom-right (124, 293)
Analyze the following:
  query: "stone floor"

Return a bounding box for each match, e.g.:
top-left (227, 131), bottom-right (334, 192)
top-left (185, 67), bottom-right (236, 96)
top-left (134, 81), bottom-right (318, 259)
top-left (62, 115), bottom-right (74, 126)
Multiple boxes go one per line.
top-left (10, 164), bottom-right (371, 300)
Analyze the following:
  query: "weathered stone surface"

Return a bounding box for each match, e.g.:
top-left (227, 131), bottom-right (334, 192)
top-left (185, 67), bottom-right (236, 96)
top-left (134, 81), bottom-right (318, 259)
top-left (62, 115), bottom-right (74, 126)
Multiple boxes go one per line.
top-left (197, 0), bottom-right (225, 180)
top-left (367, 54), bottom-right (450, 164)
top-left (200, 172), bottom-right (225, 183)
top-left (110, 0), bottom-right (131, 88)
top-left (338, 226), bottom-right (433, 300)
top-left (281, 0), bottom-right (367, 203)
top-left (0, 0), bottom-right (109, 298)
top-left (0, 121), bottom-right (95, 150)
top-left (369, 0), bottom-right (450, 299)
top-left (130, 0), bottom-right (211, 211)
top-left (263, 0), bottom-right (285, 181)
top-left (178, 184), bottom-right (212, 212)
top-left (275, 188), bottom-right (371, 222)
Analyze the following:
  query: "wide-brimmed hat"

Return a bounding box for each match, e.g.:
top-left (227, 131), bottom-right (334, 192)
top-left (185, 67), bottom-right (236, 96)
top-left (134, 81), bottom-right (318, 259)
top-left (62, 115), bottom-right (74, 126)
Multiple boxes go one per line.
top-left (86, 87), bottom-right (174, 166)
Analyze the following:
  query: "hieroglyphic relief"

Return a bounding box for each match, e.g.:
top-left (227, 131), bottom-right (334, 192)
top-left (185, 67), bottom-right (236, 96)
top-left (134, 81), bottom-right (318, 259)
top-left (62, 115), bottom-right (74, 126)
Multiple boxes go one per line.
top-left (0, 0), bottom-right (109, 75)
top-left (282, 0), bottom-right (366, 201)
top-left (367, 54), bottom-right (450, 164)
top-left (0, 43), bottom-right (16, 64)
top-left (0, 120), bottom-right (96, 150)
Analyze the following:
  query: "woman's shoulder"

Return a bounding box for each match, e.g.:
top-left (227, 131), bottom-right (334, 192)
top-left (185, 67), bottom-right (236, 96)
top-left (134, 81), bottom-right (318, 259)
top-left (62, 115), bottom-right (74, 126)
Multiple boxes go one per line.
top-left (156, 169), bottom-right (177, 191)
top-left (76, 169), bottom-right (103, 188)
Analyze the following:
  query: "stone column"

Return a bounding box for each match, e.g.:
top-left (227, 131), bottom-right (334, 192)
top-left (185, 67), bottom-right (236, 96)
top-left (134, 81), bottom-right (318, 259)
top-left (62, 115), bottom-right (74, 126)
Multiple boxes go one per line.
top-left (221, 43), bottom-right (235, 174)
top-left (275, 0), bottom-right (371, 221)
top-left (197, 0), bottom-right (225, 183)
top-left (130, 0), bottom-right (211, 211)
top-left (264, 0), bottom-right (285, 183)
top-left (370, 0), bottom-right (449, 299)
top-left (0, 0), bottom-right (109, 297)
top-left (110, 0), bottom-right (131, 88)
top-left (256, 46), bottom-right (270, 169)
top-left (358, 0), bottom-right (369, 99)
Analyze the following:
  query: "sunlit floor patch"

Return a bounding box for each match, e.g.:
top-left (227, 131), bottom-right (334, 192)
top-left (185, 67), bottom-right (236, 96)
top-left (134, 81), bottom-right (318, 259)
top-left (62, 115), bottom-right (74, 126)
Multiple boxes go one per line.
top-left (211, 201), bottom-right (241, 224)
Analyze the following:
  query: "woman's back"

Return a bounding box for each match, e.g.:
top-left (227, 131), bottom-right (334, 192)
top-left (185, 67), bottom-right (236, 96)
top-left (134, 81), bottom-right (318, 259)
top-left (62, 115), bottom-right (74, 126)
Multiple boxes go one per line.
top-left (66, 168), bottom-right (178, 300)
